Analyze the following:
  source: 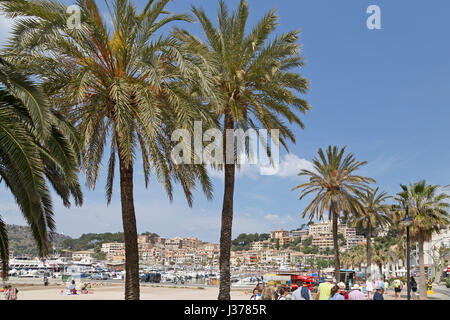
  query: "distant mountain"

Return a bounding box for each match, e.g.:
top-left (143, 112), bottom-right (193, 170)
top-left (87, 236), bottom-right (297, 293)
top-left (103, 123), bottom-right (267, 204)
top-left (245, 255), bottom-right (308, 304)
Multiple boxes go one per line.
top-left (7, 224), bottom-right (71, 257)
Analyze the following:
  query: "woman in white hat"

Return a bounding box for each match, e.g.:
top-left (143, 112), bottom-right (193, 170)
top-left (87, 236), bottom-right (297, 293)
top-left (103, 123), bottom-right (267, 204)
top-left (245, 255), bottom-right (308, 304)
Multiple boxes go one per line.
top-left (337, 282), bottom-right (349, 300)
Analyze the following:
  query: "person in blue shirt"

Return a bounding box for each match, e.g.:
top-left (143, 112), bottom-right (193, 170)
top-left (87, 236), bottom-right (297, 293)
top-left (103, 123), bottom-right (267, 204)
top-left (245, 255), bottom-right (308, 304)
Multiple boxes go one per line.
top-left (373, 285), bottom-right (384, 300)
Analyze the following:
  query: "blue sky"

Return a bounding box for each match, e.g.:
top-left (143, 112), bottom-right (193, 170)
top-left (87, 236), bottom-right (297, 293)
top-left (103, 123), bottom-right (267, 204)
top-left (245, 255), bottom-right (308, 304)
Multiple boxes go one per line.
top-left (1, 0), bottom-right (450, 242)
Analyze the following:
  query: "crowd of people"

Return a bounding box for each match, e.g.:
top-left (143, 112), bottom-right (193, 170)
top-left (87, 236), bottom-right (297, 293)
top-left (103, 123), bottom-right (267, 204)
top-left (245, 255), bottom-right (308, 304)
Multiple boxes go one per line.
top-left (250, 274), bottom-right (415, 301)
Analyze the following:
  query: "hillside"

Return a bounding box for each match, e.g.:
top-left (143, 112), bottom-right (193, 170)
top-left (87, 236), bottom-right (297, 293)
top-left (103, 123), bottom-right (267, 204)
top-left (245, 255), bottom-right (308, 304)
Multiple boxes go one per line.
top-left (7, 224), bottom-right (159, 257)
top-left (7, 224), bottom-right (71, 257)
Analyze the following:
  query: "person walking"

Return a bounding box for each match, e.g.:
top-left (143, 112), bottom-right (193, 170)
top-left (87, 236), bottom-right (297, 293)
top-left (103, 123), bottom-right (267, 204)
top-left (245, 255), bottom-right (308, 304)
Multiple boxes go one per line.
top-left (292, 280), bottom-right (312, 300)
top-left (373, 285), bottom-right (384, 300)
top-left (328, 284), bottom-right (345, 300)
top-left (410, 276), bottom-right (418, 298)
top-left (348, 284), bottom-right (367, 300)
top-left (317, 276), bottom-right (334, 300)
top-left (376, 277), bottom-right (384, 291)
top-left (393, 278), bottom-right (403, 299)
top-left (365, 277), bottom-right (374, 300)
top-left (44, 275), bottom-right (49, 287)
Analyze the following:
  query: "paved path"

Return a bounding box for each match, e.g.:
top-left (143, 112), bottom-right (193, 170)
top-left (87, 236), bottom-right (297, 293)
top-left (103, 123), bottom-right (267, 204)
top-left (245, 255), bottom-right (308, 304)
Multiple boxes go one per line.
top-left (383, 284), bottom-right (449, 300)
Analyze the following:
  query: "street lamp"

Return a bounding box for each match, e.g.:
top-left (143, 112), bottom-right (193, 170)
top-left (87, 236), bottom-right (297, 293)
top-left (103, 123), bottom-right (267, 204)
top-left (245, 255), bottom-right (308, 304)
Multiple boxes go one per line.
top-left (402, 205), bottom-right (413, 301)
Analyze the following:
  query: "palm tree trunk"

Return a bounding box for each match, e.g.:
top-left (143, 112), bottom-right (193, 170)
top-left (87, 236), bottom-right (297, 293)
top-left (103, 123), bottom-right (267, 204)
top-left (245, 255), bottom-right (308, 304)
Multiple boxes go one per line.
top-left (218, 113), bottom-right (235, 300)
top-left (118, 153), bottom-right (140, 300)
top-left (367, 225), bottom-right (372, 276)
top-left (418, 240), bottom-right (427, 300)
top-left (331, 202), bottom-right (341, 282)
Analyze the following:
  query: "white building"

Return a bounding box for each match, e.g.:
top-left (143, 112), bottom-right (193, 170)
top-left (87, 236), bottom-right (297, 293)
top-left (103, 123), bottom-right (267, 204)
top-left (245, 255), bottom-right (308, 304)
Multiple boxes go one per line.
top-left (101, 242), bottom-right (125, 256)
top-left (423, 227), bottom-right (450, 269)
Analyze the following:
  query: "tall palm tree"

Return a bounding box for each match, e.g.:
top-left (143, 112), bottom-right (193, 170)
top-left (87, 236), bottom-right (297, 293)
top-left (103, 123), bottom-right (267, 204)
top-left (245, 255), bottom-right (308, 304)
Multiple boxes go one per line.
top-left (174, 0), bottom-right (311, 299)
top-left (0, 57), bottom-right (82, 278)
top-left (292, 146), bottom-right (374, 282)
top-left (1, 0), bottom-right (217, 299)
top-left (394, 181), bottom-right (450, 300)
top-left (350, 188), bottom-right (391, 275)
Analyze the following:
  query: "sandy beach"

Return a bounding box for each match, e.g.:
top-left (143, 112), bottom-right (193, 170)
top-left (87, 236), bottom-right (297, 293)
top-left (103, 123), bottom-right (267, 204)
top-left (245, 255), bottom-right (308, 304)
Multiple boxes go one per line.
top-left (9, 283), bottom-right (250, 300)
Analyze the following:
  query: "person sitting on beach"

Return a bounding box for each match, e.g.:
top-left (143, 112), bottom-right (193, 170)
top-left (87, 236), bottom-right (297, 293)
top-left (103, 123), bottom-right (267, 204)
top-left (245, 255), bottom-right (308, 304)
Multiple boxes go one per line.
top-left (68, 280), bottom-right (77, 295)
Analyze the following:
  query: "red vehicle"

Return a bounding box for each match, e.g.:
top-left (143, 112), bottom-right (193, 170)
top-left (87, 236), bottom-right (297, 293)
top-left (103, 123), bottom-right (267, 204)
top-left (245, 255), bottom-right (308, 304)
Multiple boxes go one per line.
top-left (290, 275), bottom-right (315, 291)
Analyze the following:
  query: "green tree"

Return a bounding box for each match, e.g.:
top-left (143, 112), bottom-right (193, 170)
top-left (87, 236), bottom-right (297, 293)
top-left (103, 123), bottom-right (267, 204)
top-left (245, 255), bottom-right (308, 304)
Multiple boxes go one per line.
top-left (2, 0), bottom-right (217, 299)
top-left (175, 0), bottom-right (311, 299)
top-left (394, 181), bottom-right (450, 300)
top-left (95, 250), bottom-right (107, 261)
top-left (372, 239), bottom-right (389, 276)
top-left (0, 58), bottom-right (82, 277)
top-left (292, 146), bottom-right (374, 282)
top-left (350, 188), bottom-right (391, 275)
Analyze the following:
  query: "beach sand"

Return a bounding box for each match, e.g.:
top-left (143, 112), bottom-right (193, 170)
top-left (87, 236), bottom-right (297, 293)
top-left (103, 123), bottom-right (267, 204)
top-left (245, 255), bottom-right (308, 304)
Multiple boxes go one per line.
top-left (11, 284), bottom-right (250, 300)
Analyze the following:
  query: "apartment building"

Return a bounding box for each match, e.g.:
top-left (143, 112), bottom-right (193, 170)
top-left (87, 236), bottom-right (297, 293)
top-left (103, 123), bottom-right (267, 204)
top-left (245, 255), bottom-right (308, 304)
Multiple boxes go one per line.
top-left (251, 240), bottom-right (271, 251)
top-left (271, 229), bottom-right (290, 239)
top-left (181, 237), bottom-right (200, 250)
top-left (309, 221), bottom-right (346, 237)
top-left (72, 250), bottom-right (95, 261)
top-left (309, 221), bottom-right (364, 250)
top-left (291, 230), bottom-right (309, 238)
top-left (101, 242), bottom-right (125, 256)
top-left (165, 237), bottom-right (183, 249)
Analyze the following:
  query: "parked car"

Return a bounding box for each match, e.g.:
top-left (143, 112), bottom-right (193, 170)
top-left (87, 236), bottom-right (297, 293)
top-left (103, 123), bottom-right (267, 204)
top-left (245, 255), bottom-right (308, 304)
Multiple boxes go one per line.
top-left (90, 273), bottom-right (111, 280)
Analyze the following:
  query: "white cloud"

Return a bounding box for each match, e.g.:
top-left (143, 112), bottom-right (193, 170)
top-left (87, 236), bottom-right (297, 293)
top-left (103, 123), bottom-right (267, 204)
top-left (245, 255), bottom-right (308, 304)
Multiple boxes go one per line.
top-left (264, 214), bottom-right (279, 221)
top-left (261, 153), bottom-right (315, 178)
top-left (208, 153), bottom-right (314, 181)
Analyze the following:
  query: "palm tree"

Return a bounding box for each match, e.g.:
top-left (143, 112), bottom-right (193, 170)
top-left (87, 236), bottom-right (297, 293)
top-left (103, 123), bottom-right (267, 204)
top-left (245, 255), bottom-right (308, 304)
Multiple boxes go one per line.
top-left (1, 0), bottom-right (217, 299)
top-left (174, 0), bottom-right (311, 299)
top-left (372, 240), bottom-right (389, 276)
top-left (350, 188), bottom-right (391, 275)
top-left (389, 238), bottom-right (406, 276)
top-left (0, 57), bottom-right (82, 278)
top-left (394, 181), bottom-right (450, 300)
top-left (292, 146), bottom-right (374, 282)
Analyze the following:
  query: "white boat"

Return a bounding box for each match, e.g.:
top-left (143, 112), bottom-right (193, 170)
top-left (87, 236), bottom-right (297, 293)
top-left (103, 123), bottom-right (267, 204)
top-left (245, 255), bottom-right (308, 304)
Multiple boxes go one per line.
top-left (231, 276), bottom-right (259, 287)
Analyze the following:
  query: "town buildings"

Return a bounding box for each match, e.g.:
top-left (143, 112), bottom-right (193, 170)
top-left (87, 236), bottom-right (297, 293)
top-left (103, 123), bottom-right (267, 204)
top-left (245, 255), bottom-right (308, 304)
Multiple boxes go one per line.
top-left (309, 221), bottom-right (365, 251)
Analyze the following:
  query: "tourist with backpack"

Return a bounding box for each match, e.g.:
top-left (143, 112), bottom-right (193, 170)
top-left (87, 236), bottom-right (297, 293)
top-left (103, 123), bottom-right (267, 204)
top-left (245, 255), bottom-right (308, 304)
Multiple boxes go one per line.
top-left (292, 280), bottom-right (312, 300)
top-left (393, 278), bottom-right (403, 299)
